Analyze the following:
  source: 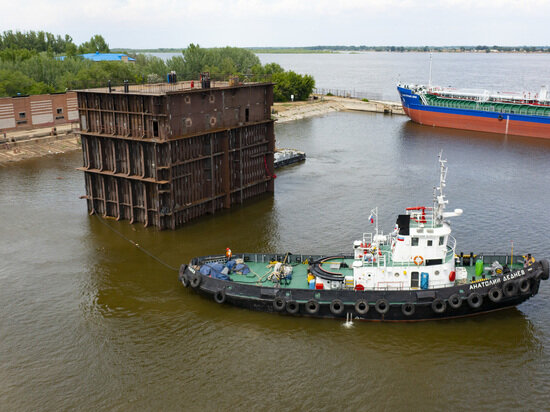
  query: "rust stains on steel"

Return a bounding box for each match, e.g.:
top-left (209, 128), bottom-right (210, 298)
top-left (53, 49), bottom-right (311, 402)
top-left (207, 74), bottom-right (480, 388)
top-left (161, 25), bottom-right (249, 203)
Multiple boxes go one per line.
top-left (77, 79), bottom-right (275, 230)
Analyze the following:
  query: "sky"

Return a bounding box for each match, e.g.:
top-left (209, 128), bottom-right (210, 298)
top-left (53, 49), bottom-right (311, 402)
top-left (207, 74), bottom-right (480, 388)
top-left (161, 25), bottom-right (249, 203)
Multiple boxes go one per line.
top-left (1, 0), bottom-right (550, 49)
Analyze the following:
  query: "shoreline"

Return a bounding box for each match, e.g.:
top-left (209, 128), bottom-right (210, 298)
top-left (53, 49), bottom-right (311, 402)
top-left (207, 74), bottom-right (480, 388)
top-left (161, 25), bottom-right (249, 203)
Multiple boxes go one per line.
top-left (273, 95), bottom-right (404, 123)
top-left (0, 125), bottom-right (80, 166)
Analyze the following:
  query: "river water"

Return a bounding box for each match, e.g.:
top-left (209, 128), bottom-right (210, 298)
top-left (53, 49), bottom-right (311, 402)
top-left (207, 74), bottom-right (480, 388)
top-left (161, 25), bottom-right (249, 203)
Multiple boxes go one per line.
top-left (2, 54), bottom-right (550, 410)
top-left (152, 51), bottom-right (550, 100)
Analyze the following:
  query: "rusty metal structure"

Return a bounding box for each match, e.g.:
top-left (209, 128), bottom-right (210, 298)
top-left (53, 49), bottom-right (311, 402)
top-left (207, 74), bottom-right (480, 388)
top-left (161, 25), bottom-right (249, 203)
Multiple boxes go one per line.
top-left (77, 80), bottom-right (275, 230)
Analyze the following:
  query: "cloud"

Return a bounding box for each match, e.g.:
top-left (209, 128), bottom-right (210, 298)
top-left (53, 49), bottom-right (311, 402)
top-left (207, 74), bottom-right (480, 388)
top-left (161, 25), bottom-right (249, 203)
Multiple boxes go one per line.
top-left (1, 0), bottom-right (549, 47)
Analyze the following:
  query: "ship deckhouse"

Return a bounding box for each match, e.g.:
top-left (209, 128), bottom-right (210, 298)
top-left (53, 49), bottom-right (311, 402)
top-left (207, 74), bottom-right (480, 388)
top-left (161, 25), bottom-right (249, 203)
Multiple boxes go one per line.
top-left (349, 153), bottom-right (463, 291)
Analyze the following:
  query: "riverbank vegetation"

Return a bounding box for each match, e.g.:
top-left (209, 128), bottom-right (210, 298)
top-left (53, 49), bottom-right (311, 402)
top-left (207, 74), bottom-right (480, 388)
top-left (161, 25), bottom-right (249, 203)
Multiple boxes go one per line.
top-left (0, 31), bottom-right (315, 102)
top-left (249, 45), bottom-right (550, 53)
top-left (113, 45), bottom-right (550, 54)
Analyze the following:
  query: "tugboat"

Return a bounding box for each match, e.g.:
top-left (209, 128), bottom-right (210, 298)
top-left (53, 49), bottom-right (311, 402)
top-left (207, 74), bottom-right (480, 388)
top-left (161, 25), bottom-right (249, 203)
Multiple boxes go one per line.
top-left (179, 154), bottom-right (549, 321)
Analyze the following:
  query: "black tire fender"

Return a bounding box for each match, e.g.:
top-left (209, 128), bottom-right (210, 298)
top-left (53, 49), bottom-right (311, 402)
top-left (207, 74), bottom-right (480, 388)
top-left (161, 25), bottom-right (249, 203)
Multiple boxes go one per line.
top-left (448, 294), bottom-right (462, 309)
top-left (286, 300), bottom-right (299, 314)
top-left (179, 266), bottom-right (190, 288)
top-left (354, 299), bottom-right (369, 315)
top-left (541, 259), bottom-right (549, 280)
top-left (375, 298), bottom-right (390, 315)
top-left (401, 302), bottom-right (415, 317)
top-left (488, 287), bottom-right (503, 303)
top-left (330, 299), bottom-right (345, 315)
top-left (305, 299), bottom-right (320, 315)
top-left (190, 273), bottom-right (202, 288)
top-left (519, 278), bottom-right (531, 294)
top-left (468, 292), bottom-right (483, 309)
top-left (431, 298), bottom-right (446, 314)
top-left (503, 281), bottom-right (518, 297)
top-left (273, 296), bottom-right (285, 312)
top-left (214, 289), bottom-right (226, 304)
top-left (178, 264), bottom-right (188, 283)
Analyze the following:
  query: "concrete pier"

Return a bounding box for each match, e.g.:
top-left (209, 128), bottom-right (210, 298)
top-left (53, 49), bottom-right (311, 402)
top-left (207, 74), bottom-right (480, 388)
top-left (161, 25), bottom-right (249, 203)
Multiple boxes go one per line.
top-left (0, 124), bottom-right (79, 166)
top-left (273, 95), bottom-right (404, 123)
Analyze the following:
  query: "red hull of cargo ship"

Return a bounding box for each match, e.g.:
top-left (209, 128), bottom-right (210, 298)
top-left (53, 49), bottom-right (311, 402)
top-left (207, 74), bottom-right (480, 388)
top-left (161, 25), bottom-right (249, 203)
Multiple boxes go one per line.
top-left (404, 107), bottom-right (550, 139)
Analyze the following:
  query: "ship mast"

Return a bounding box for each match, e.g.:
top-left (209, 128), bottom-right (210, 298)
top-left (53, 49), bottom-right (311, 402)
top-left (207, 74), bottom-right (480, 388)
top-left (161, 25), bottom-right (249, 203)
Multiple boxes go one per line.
top-left (433, 151), bottom-right (448, 225)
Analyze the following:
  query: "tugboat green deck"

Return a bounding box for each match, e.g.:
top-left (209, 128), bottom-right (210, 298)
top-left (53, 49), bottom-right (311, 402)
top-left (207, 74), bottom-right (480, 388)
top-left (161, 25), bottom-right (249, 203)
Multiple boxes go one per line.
top-left (224, 256), bottom-right (527, 289)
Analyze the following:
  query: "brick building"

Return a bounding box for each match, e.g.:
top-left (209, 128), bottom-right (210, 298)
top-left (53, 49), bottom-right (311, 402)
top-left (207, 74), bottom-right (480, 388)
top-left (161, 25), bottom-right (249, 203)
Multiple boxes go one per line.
top-left (0, 92), bottom-right (78, 132)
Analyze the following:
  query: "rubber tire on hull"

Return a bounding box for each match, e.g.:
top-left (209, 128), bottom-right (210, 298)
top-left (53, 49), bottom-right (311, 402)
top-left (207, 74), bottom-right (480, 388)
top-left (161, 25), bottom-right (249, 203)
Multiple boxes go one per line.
top-left (214, 289), bottom-right (226, 304)
top-left (330, 299), bottom-right (345, 315)
top-left (431, 298), bottom-right (446, 314)
top-left (375, 299), bottom-right (390, 315)
top-left (488, 287), bottom-right (503, 303)
top-left (541, 259), bottom-right (549, 280)
top-left (468, 292), bottom-right (483, 309)
top-left (354, 300), bottom-right (369, 315)
top-left (273, 297), bottom-right (285, 312)
top-left (503, 281), bottom-right (518, 297)
top-left (286, 300), bottom-right (299, 314)
top-left (305, 299), bottom-right (320, 315)
top-left (448, 294), bottom-right (462, 309)
top-left (519, 278), bottom-right (531, 294)
top-left (179, 264), bottom-right (189, 287)
top-left (190, 273), bottom-right (202, 288)
top-left (401, 302), bottom-right (415, 317)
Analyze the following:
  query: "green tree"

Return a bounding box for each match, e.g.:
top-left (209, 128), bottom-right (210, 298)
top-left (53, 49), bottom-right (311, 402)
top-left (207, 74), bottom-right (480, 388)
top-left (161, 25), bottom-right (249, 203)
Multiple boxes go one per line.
top-left (181, 43), bottom-right (208, 79)
top-left (0, 69), bottom-right (34, 95)
top-left (78, 34), bottom-right (110, 54)
top-left (272, 71), bottom-right (315, 102)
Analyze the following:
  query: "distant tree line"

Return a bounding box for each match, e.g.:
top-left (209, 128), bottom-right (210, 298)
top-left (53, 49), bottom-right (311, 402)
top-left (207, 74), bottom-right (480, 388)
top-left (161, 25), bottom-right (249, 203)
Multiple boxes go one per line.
top-left (252, 45), bottom-right (550, 53)
top-left (0, 31), bottom-right (315, 102)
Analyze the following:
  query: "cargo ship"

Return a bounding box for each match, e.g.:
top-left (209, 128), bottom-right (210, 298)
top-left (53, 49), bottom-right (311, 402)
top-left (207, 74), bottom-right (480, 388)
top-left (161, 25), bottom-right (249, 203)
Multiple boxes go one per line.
top-left (178, 153), bottom-right (549, 321)
top-left (397, 83), bottom-right (550, 139)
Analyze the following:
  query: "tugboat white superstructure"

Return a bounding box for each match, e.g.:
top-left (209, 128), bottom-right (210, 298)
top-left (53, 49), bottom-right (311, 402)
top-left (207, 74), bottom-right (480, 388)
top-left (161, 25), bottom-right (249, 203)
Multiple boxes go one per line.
top-left (179, 154), bottom-right (549, 321)
top-left (312, 153), bottom-right (464, 292)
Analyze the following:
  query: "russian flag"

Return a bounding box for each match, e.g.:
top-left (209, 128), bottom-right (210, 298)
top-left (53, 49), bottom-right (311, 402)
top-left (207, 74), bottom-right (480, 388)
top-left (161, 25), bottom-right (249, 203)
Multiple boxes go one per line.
top-left (397, 235), bottom-right (405, 241)
top-left (368, 213), bottom-right (374, 224)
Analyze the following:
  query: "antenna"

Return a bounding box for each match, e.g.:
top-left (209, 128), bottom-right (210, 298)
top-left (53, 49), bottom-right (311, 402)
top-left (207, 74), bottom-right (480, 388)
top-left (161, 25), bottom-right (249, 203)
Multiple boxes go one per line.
top-left (434, 150), bottom-right (448, 224)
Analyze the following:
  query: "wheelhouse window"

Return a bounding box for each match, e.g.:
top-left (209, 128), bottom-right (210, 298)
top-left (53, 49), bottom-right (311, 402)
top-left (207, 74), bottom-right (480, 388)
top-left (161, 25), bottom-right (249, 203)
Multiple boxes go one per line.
top-left (427, 240), bottom-right (433, 247)
top-left (411, 237), bottom-right (419, 246)
top-left (439, 236), bottom-right (444, 245)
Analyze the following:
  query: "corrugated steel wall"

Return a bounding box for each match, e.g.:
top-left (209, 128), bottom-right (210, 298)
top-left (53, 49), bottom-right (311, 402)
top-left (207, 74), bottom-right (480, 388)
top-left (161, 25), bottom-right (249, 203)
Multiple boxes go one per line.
top-left (78, 83), bottom-right (274, 230)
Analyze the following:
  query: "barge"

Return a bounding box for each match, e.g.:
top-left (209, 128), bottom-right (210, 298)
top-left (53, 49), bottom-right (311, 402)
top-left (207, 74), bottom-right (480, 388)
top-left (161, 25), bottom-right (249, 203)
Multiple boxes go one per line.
top-left (179, 154), bottom-right (549, 321)
top-left (274, 148), bottom-right (306, 168)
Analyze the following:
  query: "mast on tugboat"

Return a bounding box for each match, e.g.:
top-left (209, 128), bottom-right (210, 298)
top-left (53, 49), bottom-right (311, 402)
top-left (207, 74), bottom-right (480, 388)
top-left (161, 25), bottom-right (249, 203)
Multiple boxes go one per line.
top-left (434, 151), bottom-right (462, 224)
